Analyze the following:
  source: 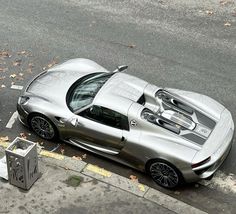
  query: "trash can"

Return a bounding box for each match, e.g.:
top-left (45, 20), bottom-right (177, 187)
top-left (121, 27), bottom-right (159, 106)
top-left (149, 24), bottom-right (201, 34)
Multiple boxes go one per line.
top-left (5, 137), bottom-right (39, 190)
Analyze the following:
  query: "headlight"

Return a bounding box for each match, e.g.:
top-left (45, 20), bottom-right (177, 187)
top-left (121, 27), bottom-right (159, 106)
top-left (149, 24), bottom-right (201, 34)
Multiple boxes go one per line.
top-left (18, 96), bottom-right (29, 105)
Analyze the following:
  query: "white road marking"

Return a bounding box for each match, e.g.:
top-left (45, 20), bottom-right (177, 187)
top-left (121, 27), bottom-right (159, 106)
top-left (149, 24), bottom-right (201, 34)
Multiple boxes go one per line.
top-left (10, 85), bottom-right (23, 90)
top-left (6, 111), bottom-right (18, 129)
top-left (199, 170), bottom-right (236, 194)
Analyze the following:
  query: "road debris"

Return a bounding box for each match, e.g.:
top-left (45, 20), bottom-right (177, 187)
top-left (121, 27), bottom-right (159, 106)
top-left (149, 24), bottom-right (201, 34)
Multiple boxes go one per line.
top-left (224, 21), bottom-right (231, 26)
top-left (72, 156), bottom-right (82, 161)
top-left (129, 175), bottom-right (139, 182)
top-left (60, 148), bottom-right (65, 155)
top-left (12, 59), bottom-right (22, 66)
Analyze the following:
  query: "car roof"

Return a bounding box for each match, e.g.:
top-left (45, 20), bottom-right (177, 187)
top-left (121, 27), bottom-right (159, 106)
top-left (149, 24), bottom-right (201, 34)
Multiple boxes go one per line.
top-left (93, 73), bottom-right (148, 116)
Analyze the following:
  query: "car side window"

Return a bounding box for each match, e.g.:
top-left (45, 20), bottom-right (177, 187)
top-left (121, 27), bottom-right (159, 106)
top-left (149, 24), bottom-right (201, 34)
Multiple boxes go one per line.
top-left (79, 105), bottom-right (129, 131)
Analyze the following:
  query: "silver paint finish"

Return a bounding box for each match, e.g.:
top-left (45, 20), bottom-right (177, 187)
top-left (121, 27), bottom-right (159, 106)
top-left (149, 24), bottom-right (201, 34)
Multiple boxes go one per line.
top-left (17, 58), bottom-right (235, 185)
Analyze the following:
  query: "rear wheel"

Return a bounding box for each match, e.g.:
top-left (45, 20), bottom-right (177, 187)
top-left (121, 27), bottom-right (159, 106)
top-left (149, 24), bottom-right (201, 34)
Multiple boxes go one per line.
top-left (148, 160), bottom-right (182, 189)
top-left (29, 114), bottom-right (57, 140)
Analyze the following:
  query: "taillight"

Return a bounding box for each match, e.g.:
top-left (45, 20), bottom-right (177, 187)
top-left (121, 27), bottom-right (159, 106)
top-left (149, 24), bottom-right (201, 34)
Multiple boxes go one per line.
top-left (191, 156), bottom-right (211, 168)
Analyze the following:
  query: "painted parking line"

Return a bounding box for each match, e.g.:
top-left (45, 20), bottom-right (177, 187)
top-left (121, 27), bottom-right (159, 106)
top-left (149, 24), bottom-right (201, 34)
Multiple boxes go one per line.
top-left (39, 150), bottom-right (65, 160)
top-left (10, 85), bottom-right (23, 90)
top-left (6, 111), bottom-right (18, 129)
top-left (199, 170), bottom-right (236, 194)
top-left (86, 164), bottom-right (112, 177)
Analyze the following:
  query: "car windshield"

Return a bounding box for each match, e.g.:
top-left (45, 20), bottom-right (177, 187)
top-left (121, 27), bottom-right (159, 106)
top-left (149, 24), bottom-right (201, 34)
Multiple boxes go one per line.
top-left (68, 72), bottom-right (112, 112)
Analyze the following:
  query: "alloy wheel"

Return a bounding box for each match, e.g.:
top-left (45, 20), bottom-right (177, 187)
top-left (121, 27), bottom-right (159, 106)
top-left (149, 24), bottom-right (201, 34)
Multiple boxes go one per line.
top-left (30, 116), bottom-right (55, 140)
top-left (150, 162), bottom-right (179, 188)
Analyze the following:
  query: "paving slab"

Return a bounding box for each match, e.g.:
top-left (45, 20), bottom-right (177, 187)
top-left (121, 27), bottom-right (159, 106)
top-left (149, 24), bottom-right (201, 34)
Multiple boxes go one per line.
top-left (83, 163), bottom-right (149, 197)
top-left (144, 188), bottom-right (207, 214)
top-left (0, 158), bottom-right (174, 214)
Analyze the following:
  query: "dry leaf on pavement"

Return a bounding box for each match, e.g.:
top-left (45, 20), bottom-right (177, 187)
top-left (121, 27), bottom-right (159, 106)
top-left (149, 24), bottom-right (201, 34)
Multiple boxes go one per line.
top-left (129, 175), bottom-right (139, 182)
top-left (20, 132), bottom-right (27, 139)
top-left (72, 156), bottom-right (82, 161)
top-left (0, 136), bottom-right (9, 142)
top-left (82, 154), bottom-right (87, 159)
top-left (60, 148), bottom-right (65, 155)
top-left (1, 84), bottom-right (6, 88)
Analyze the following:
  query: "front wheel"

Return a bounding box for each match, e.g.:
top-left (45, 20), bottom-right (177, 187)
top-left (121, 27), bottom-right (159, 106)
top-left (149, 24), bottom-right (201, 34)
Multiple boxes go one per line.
top-left (29, 114), bottom-right (57, 140)
top-left (148, 160), bottom-right (182, 189)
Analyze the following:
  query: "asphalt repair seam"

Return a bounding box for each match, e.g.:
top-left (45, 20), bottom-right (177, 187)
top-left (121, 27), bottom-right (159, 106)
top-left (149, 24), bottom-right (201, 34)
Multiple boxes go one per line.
top-left (0, 140), bottom-right (207, 214)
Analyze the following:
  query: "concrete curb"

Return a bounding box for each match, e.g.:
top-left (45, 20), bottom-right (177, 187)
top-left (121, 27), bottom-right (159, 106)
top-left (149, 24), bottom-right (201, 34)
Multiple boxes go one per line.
top-left (0, 140), bottom-right (207, 214)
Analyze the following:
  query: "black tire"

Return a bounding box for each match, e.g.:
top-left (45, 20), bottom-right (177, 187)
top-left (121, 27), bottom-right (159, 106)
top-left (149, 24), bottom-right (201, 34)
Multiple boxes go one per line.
top-left (147, 159), bottom-right (183, 189)
top-left (29, 113), bottom-right (58, 140)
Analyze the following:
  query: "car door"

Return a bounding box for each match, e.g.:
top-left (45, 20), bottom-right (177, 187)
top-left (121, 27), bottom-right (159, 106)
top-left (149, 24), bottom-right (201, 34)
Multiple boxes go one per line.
top-left (69, 105), bottom-right (129, 155)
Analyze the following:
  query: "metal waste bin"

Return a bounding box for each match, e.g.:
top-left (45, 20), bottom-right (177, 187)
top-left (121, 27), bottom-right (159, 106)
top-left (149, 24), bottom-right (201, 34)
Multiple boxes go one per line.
top-left (5, 137), bottom-right (39, 190)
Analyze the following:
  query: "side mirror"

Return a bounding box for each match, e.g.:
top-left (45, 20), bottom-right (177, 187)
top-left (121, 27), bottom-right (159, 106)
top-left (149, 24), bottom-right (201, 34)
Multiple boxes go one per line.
top-left (113, 65), bottom-right (128, 73)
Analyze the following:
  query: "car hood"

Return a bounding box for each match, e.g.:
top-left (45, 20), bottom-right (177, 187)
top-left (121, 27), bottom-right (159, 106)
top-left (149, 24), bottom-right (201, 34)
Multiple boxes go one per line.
top-left (26, 58), bottom-right (108, 108)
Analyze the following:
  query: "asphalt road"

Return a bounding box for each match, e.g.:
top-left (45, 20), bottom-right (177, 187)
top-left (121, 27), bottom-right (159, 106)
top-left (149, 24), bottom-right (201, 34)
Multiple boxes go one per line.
top-left (0, 0), bottom-right (236, 213)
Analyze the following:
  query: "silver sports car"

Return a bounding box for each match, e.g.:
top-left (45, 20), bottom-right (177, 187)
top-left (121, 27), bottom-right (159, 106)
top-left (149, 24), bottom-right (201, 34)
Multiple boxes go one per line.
top-left (17, 58), bottom-right (234, 188)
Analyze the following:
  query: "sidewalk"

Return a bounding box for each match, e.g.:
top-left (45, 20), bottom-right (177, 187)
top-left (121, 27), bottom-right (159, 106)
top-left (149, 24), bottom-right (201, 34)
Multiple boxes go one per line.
top-left (0, 144), bottom-right (205, 214)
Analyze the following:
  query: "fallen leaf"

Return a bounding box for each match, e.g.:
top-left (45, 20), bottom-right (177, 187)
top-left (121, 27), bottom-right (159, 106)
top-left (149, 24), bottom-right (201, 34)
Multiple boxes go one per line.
top-left (19, 73), bottom-right (24, 76)
top-left (13, 59), bottom-right (22, 66)
top-left (0, 136), bottom-right (9, 142)
top-left (20, 132), bottom-right (27, 139)
top-left (72, 156), bottom-right (82, 161)
top-left (10, 74), bottom-right (17, 78)
top-left (1, 84), bottom-right (6, 88)
top-left (129, 175), bottom-right (139, 182)
top-left (128, 44), bottom-right (136, 48)
top-left (26, 68), bottom-right (32, 73)
top-left (17, 50), bottom-right (27, 55)
top-left (0, 51), bottom-right (11, 58)
top-left (224, 22), bottom-right (231, 26)
top-left (0, 67), bottom-right (7, 72)
top-left (206, 10), bottom-right (213, 15)
top-left (47, 60), bottom-right (57, 68)
top-left (28, 63), bottom-right (34, 68)
top-left (60, 148), bottom-right (65, 155)
top-left (220, 0), bottom-right (233, 5)
top-left (82, 154), bottom-right (87, 159)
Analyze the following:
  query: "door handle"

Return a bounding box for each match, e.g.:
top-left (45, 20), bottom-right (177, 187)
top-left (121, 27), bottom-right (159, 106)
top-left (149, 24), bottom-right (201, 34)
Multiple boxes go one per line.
top-left (121, 136), bottom-right (125, 142)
